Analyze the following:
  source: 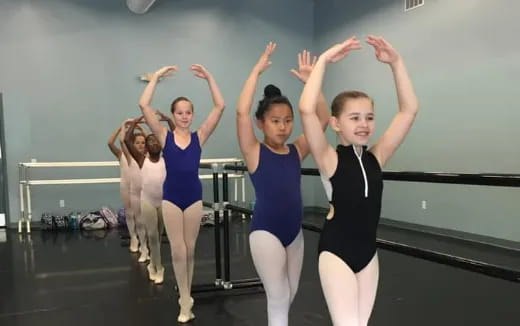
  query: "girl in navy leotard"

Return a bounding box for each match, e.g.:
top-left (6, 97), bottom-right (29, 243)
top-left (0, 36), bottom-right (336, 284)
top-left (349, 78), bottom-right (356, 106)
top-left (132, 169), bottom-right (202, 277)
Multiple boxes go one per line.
top-left (138, 64), bottom-right (225, 323)
top-left (236, 43), bottom-right (329, 326)
top-left (299, 35), bottom-right (419, 325)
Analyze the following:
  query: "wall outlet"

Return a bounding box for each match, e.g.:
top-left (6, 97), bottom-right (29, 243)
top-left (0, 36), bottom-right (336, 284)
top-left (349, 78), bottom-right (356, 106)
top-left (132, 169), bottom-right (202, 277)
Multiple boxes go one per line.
top-left (421, 200), bottom-right (427, 210)
top-left (59, 200), bottom-right (65, 208)
top-left (31, 158), bottom-right (37, 163)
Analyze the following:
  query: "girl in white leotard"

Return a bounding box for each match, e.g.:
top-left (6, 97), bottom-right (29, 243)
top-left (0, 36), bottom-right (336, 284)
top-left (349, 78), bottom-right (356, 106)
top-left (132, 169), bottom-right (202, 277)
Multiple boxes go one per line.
top-left (125, 116), bottom-right (174, 284)
top-left (121, 119), bottom-right (149, 261)
top-left (108, 121), bottom-right (143, 252)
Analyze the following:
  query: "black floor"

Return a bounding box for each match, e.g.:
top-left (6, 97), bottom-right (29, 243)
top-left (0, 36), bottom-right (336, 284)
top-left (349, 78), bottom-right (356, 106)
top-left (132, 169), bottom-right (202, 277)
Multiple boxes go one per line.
top-left (0, 215), bottom-right (519, 326)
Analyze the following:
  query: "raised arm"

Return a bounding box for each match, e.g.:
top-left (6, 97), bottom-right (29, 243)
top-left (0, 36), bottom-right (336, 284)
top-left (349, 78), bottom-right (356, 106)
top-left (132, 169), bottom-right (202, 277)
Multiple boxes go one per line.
top-left (138, 66), bottom-right (177, 147)
top-left (236, 42), bottom-right (276, 171)
top-left (366, 36), bottom-right (418, 167)
top-left (192, 64), bottom-right (225, 146)
top-left (157, 110), bottom-right (176, 132)
top-left (290, 50), bottom-right (330, 160)
top-left (134, 121), bottom-right (148, 137)
top-left (124, 117), bottom-right (146, 168)
top-left (107, 126), bottom-right (122, 159)
top-left (119, 119), bottom-right (133, 164)
top-left (299, 37), bottom-right (361, 177)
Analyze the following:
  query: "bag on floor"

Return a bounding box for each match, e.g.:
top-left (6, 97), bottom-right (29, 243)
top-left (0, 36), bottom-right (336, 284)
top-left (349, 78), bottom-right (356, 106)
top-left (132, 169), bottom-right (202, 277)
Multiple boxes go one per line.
top-left (53, 215), bottom-right (69, 230)
top-left (79, 212), bottom-right (107, 230)
top-left (117, 208), bottom-right (127, 227)
top-left (99, 206), bottom-right (118, 228)
top-left (40, 213), bottom-right (54, 230)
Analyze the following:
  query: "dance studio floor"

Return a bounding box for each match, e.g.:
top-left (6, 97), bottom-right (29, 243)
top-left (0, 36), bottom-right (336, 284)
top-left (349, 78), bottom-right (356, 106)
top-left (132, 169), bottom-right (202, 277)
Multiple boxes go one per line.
top-left (1, 213), bottom-right (519, 326)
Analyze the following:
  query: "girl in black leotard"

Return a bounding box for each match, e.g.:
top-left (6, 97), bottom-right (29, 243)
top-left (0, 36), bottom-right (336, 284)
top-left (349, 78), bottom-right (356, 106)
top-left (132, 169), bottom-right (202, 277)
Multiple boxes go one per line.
top-left (299, 35), bottom-right (418, 325)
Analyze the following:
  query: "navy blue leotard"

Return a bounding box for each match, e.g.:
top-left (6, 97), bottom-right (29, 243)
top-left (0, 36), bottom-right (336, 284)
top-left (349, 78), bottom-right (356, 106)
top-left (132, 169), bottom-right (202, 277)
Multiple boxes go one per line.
top-left (249, 143), bottom-right (302, 247)
top-left (162, 131), bottom-right (202, 211)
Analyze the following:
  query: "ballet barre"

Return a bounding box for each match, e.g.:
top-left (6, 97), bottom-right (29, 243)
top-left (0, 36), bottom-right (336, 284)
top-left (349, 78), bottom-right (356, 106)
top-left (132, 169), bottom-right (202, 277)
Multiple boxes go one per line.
top-left (18, 158), bottom-right (247, 234)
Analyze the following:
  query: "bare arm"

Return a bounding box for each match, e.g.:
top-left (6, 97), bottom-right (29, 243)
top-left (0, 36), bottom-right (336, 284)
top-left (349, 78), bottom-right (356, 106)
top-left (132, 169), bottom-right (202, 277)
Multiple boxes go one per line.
top-left (290, 50), bottom-right (331, 160)
top-left (157, 111), bottom-right (176, 132)
top-left (107, 126), bottom-right (122, 159)
top-left (236, 42), bottom-right (276, 172)
top-left (119, 120), bottom-right (133, 164)
top-left (124, 117), bottom-right (146, 168)
top-left (138, 66), bottom-right (177, 146)
top-left (299, 37), bottom-right (362, 177)
top-left (192, 64), bottom-right (226, 146)
top-left (134, 122), bottom-right (148, 137)
top-left (366, 36), bottom-right (419, 167)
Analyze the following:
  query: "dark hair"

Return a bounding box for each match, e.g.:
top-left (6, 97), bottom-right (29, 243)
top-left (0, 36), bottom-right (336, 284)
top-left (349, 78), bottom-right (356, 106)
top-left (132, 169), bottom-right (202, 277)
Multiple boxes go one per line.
top-left (170, 96), bottom-right (193, 114)
top-left (331, 90), bottom-right (373, 118)
top-left (131, 132), bottom-right (145, 143)
top-left (145, 134), bottom-right (157, 143)
top-left (255, 84), bottom-right (293, 120)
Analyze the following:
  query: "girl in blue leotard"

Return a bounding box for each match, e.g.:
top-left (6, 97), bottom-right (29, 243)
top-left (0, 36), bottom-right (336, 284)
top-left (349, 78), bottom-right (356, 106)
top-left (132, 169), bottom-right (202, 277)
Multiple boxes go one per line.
top-left (138, 64), bottom-right (225, 323)
top-left (236, 43), bottom-right (329, 326)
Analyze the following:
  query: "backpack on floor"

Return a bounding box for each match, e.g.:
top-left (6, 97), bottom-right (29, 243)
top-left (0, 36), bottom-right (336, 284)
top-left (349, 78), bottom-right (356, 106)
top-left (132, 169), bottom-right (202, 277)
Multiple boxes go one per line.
top-left (40, 213), bottom-right (54, 231)
top-left (99, 206), bottom-right (118, 228)
top-left (53, 215), bottom-right (69, 230)
top-left (79, 212), bottom-right (107, 230)
top-left (117, 208), bottom-right (127, 227)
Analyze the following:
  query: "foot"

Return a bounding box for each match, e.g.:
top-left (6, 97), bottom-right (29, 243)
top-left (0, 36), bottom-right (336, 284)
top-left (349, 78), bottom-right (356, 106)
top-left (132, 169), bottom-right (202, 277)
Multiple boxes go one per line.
top-left (129, 236), bottom-right (139, 253)
top-left (177, 297), bottom-right (195, 323)
top-left (153, 266), bottom-right (164, 285)
top-left (138, 251), bottom-right (150, 263)
top-left (177, 311), bottom-right (195, 323)
top-left (146, 264), bottom-right (157, 282)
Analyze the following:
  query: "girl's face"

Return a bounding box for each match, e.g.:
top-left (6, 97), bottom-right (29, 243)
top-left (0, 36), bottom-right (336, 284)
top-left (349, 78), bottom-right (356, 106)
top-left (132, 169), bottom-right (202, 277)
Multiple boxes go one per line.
top-left (257, 103), bottom-right (294, 146)
top-left (331, 97), bottom-right (374, 146)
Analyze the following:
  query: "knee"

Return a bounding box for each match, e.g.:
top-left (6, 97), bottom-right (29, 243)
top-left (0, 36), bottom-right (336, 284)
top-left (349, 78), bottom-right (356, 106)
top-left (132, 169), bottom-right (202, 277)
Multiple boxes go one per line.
top-left (136, 219), bottom-right (146, 228)
top-left (148, 232), bottom-right (159, 245)
top-left (185, 241), bottom-right (196, 258)
top-left (171, 242), bottom-right (187, 262)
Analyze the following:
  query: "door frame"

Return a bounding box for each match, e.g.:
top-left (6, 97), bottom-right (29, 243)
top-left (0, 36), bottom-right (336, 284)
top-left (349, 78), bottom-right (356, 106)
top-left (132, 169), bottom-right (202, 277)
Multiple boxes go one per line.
top-left (0, 93), bottom-right (9, 228)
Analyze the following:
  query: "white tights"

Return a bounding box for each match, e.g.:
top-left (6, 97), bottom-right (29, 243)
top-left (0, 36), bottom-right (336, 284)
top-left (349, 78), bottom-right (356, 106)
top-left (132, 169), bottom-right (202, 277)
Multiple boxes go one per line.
top-left (249, 230), bottom-right (304, 326)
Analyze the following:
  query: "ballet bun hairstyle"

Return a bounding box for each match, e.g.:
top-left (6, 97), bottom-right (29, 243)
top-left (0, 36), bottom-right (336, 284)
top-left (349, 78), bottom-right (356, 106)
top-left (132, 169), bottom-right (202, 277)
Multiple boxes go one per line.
top-left (255, 84), bottom-right (293, 120)
top-left (331, 90), bottom-right (373, 118)
top-left (170, 96), bottom-right (194, 114)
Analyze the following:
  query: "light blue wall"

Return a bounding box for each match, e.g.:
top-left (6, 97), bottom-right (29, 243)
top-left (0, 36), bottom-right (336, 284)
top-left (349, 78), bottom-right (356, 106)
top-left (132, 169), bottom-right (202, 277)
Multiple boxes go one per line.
top-left (0, 0), bottom-right (315, 224)
top-left (314, 0), bottom-right (520, 241)
top-left (3, 0), bottom-right (518, 243)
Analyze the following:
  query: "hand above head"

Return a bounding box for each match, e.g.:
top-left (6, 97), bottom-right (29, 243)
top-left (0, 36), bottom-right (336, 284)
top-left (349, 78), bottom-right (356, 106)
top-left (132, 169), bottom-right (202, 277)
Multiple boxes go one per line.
top-left (320, 36), bottom-right (362, 63)
top-left (290, 49), bottom-right (318, 83)
top-left (190, 64), bottom-right (212, 80)
top-left (253, 42), bottom-right (277, 74)
top-left (153, 65), bottom-right (178, 79)
top-left (365, 35), bottom-right (401, 64)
